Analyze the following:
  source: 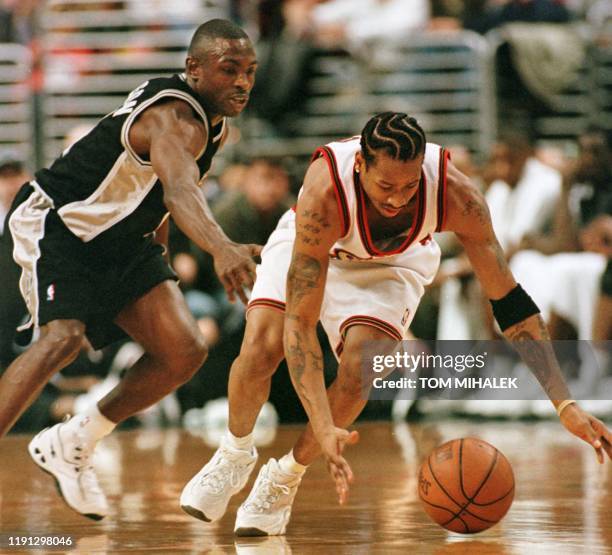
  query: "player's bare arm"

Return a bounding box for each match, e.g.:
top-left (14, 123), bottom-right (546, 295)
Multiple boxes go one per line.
top-left (443, 161), bottom-right (612, 462)
top-left (283, 158), bottom-right (358, 502)
top-left (131, 99), bottom-right (260, 303)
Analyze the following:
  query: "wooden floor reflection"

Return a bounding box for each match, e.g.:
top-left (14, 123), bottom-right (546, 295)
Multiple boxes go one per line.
top-left (1, 421), bottom-right (612, 554)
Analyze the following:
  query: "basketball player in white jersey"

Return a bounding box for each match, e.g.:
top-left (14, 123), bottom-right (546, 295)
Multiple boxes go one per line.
top-left (181, 112), bottom-right (612, 536)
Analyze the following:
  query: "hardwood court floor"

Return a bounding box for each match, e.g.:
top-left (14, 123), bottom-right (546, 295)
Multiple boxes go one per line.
top-left (1, 420), bottom-right (611, 554)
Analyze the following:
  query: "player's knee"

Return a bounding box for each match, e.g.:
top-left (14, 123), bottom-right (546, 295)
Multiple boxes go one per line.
top-left (239, 326), bottom-right (284, 376)
top-left (172, 332), bottom-right (209, 383)
top-left (39, 320), bottom-right (86, 366)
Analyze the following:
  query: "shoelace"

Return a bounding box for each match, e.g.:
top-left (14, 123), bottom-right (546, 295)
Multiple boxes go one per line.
top-left (200, 448), bottom-right (252, 494)
top-left (247, 476), bottom-right (291, 512)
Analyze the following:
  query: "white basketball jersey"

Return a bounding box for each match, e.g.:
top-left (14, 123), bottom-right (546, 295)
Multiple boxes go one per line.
top-left (310, 137), bottom-right (449, 264)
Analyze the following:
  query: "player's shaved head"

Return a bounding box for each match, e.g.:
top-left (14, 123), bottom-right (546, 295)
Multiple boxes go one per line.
top-left (188, 19), bottom-right (251, 58)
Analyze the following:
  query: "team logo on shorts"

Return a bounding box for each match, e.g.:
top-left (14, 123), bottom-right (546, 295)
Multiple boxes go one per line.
top-left (46, 284), bottom-right (55, 302)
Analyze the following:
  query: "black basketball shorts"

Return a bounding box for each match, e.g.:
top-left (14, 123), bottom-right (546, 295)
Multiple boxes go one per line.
top-left (7, 183), bottom-right (177, 349)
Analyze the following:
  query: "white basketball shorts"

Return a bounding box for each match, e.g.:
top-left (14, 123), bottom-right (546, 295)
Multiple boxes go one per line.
top-left (248, 211), bottom-right (441, 359)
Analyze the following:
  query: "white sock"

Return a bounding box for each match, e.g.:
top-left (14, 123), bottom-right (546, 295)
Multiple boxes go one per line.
top-left (278, 450), bottom-right (307, 476)
top-left (226, 430), bottom-right (254, 451)
top-left (63, 404), bottom-right (117, 443)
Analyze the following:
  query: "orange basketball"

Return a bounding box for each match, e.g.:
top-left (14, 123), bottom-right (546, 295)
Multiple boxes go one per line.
top-left (418, 437), bottom-right (514, 534)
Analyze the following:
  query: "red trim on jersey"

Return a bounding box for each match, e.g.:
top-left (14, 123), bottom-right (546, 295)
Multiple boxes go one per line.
top-left (435, 148), bottom-right (450, 232)
top-left (311, 146), bottom-right (350, 237)
top-left (339, 315), bottom-right (403, 342)
top-left (354, 171), bottom-right (427, 257)
top-left (246, 298), bottom-right (286, 316)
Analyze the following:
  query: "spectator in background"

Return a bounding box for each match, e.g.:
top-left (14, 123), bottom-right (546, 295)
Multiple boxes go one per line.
top-left (510, 127), bottom-right (612, 342)
top-left (248, 1), bottom-right (319, 129)
top-left (214, 157), bottom-right (294, 246)
top-left (437, 132), bottom-right (562, 340)
top-left (173, 157), bottom-right (294, 339)
top-left (0, 0), bottom-right (38, 44)
top-left (307, 0), bottom-right (430, 50)
top-left (193, 157), bottom-right (294, 295)
top-left (0, 153), bottom-right (29, 368)
top-left (468, 1), bottom-right (581, 137)
top-left (583, 216), bottom-right (611, 343)
top-left (464, 0), bottom-right (571, 34)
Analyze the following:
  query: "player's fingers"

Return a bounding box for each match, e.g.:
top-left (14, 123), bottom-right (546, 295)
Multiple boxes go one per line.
top-left (331, 454), bottom-right (354, 484)
top-left (601, 435), bottom-right (612, 460)
top-left (592, 419), bottom-right (612, 460)
top-left (219, 274), bottom-right (236, 303)
top-left (248, 243), bottom-right (263, 258)
top-left (229, 272), bottom-right (249, 305)
top-left (330, 462), bottom-right (350, 504)
top-left (238, 267), bottom-right (255, 291)
top-left (235, 287), bottom-right (249, 305)
top-left (583, 421), bottom-right (604, 463)
top-left (345, 430), bottom-right (360, 446)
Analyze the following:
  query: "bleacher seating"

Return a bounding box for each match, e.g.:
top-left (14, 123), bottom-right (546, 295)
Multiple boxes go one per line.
top-left (0, 15), bottom-right (610, 167)
top-left (0, 43), bottom-right (32, 165)
top-left (38, 0), bottom-right (229, 164)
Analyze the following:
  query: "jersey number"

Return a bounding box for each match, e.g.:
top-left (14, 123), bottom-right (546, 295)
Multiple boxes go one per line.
top-left (113, 81), bottom-right (149, 117)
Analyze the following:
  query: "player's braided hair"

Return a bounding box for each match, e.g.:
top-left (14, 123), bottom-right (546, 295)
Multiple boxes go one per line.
top-left (188, 19), bottom-right (250, 56)
top-left (360, 112), bottom-right (426, 166)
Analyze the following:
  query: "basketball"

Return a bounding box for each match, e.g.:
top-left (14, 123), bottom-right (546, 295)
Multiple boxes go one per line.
top-left (418, 438), bottom-right (514, 534)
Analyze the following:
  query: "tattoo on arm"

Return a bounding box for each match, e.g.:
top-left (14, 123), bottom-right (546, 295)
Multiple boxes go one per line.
top-left (285, 328), bottom-right (324, 413)
top-left (506, 317), bottom-right (567, 399)
top-left (490, 239), bottom-right (513, 278)
top-left (287, 253), bottom-right (321, 305)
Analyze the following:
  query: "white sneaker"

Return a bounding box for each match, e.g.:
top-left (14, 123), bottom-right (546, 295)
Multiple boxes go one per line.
top-left (180, 437), bottom-right (257, 522)
top-left (28, 422), bottom-right (109, 520)
top-left (234, 458), bottom-right (303, 536)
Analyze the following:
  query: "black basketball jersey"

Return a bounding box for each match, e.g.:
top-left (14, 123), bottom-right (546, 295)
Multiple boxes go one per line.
top-left (34, 74), bottom-right (226, 251)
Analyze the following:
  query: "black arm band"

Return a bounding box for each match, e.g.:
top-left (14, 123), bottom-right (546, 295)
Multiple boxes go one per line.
top-left (490, 284), bottom-right (540, 332)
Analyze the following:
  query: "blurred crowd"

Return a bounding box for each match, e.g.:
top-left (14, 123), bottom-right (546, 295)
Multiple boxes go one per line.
top-left (0, 1), bottom-right (611, 430)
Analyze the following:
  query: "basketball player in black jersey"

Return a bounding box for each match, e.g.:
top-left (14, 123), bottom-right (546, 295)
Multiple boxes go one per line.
top-left (0, 19), bottom-right (259, 519)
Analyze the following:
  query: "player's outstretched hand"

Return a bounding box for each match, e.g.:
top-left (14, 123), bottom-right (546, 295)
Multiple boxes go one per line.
top-left (560, 403), bottom-right (612, 464)
top-left (213, 242), bottom-right (262, 304)
top-left (318, 427), bottom-right (360, 505)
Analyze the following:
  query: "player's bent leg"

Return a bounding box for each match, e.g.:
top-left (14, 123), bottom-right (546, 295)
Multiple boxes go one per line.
top-left (181, 308), bottom-right (284, 523)
top-left (30, 282), bottom-right (207, 521)
top-left (0, 319), bottom-right (85, 437)
top-left (235, 325), bottom-right (389, 536)
top-left (228, 307), bottom-right (285, 437)
top-left (0, 319), bottom-right (110, 521)
top-left (99, 280), bottom-right (208, 423)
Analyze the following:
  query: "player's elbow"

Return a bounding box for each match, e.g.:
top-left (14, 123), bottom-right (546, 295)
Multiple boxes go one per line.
top-left (163, 183), bottom-right (195, 213)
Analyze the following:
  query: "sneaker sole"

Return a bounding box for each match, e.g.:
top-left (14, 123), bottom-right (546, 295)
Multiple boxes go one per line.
top-left (235, 527), bottom-right (270, 537)
top-left (180, 504), bottom-right (212, 522)
top-left (28, 440), bottom-right (105, 521)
